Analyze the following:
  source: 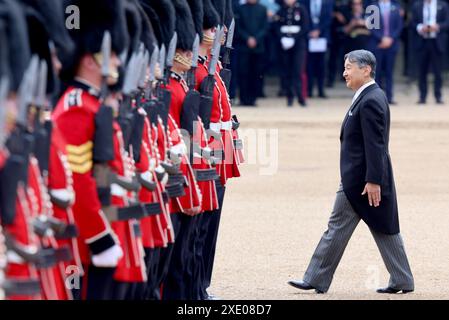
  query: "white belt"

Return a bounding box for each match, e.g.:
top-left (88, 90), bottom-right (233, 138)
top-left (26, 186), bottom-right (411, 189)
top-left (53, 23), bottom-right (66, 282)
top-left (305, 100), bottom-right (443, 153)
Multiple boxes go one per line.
top-left (7, 250), bottom-right (25, 264)
top-left (49, 188), bottom-right (75, 204)
top-left (139, 171), bottom-right (153, 183)
top-left (111, 183), bottom-right (127, 197)
top-left (210, 122), bottom-right (221, 133)
top-left (221, 121), bottom-right (232, 131)
top-left (169, 143), bottom-right (187, 156)
top-left (280, 25), bottom-right (301, 34)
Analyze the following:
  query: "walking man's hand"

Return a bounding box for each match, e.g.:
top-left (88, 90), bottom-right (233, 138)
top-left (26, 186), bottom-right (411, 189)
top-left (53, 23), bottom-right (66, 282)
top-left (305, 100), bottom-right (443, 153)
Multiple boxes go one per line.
top-left (362, 183), bottom-right (381, 207)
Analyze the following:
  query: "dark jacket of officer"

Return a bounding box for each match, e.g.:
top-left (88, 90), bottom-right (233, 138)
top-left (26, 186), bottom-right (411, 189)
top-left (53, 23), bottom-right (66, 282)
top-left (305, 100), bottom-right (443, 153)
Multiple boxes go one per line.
top-left (275, 1), bottom-right (310, 48)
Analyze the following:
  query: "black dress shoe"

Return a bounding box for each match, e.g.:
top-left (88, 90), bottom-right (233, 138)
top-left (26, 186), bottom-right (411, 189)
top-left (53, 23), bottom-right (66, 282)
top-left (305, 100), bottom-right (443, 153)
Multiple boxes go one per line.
top-left (318, 93), bottom-right (328, 99)
top-left (287, 97), bottom-right (293, 107)
top-left (288, 280), bottom-right (324, 294)
top-left (298, 98), bottom-right (307, 107)
top-left (388, 100), bottom-right (397, 105)
top-left (376, 287), bottom-right (414, 294)
top-left (436, 99), bottom-right (444, 105)
top-left (417, 100), bottom-right (426, 105)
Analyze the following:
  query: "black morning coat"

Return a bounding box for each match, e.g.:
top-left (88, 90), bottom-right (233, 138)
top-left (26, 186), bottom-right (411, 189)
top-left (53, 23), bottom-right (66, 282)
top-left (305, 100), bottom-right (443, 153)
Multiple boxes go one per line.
top-left (340, 83), bottom-right (400, 235)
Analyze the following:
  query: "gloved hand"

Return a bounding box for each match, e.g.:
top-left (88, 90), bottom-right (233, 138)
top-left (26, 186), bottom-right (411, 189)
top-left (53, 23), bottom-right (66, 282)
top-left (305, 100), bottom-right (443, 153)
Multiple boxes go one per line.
top-left (281, 37), bottom-right (295, 50)
top-left (92, 244), bottom-right (123, 268)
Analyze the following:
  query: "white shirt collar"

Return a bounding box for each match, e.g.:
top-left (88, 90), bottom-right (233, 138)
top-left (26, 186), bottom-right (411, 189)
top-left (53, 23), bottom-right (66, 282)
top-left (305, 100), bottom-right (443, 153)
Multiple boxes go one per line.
top-left (352, 79), bottom-right (376, 104)
top-left (380, 1), bottom-right (391, 11)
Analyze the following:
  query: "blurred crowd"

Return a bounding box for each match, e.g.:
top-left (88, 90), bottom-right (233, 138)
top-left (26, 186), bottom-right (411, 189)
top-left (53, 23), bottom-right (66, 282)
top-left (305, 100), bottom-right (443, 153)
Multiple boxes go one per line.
top-left (230, 0), bottom-right (449, 106)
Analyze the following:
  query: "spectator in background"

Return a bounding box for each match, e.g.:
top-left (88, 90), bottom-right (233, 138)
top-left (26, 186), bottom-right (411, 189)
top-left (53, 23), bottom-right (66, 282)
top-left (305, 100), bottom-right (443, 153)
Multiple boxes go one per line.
top-left (343, 0), bottom-right (371, 52)
top-left (326, 0), bottom-right (350, 87)
top-left (369, 0), bottom-right (403, 104)
top-left (275, 0), bottom-right (310, 106)
top-left (258, 0), bottom-right (281, 98)
top-left (236, 0), bottom-right (269, 106)
top-left (411, 0), bottom-right (449, 104)
top-left (305, 0), bottom-right (334, 98)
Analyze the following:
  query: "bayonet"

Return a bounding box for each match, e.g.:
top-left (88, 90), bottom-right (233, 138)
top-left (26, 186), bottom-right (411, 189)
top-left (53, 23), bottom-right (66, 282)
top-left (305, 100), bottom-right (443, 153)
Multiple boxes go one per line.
top-left (138, 49), bottom-right (150, 89)
top-left (191, 34), bottom-right (200, 69)
top-left (35, 60), bottom-right (48, 109)
top-left (164, 33), bottom-right (177, 83)
top-left (101, 31), bottom-right (111, 78)
top-left (208, 27), bottom-right (222, 76)
top-left (122, 52), bottom-right (138, 96)
top-left (187, 34), bottom-right (200, 89)
top-left (16, 55), bottom-right (39, 128)
top-left (145, 46), bottom-right (159, 100)
top-left (225, 19), bottom-right (235, 49)
top-left (222, 19), bottom-right (235, 67)
top-left (149, 45), bottom-right (159, 82)
top-left (0, 77), bottom-right (9, 148)
top-left (166, 32), bottom-right (178, 69)
top-left (99, 31), bottom-right (111, 99)
top-left (134, 46), bottom-right (146, 92)
top-left (158, 44), bottom-right (166, 78)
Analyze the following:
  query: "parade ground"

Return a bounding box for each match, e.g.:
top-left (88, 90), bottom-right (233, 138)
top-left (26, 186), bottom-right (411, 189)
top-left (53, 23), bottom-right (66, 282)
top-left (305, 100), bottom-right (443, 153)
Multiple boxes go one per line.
top-left (211, 82), bottom-right (449, 300)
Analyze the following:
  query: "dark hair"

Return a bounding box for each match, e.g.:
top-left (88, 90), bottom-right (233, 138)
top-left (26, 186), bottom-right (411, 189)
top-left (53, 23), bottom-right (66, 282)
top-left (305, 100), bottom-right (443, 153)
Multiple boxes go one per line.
top-left (344, 49), bottom-right (376, 78)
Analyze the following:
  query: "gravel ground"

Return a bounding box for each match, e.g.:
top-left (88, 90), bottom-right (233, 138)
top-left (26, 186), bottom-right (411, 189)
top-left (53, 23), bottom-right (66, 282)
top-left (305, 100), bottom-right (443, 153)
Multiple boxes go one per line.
top-left (209, 82), bottom-right (449, 300)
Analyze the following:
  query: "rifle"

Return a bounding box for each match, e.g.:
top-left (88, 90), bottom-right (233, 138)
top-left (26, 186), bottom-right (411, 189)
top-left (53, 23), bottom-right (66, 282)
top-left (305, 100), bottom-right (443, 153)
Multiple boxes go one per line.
top-left (198, 26), bottom-right (222, 131)
top-left (219, 19), bottom-right (235, 91)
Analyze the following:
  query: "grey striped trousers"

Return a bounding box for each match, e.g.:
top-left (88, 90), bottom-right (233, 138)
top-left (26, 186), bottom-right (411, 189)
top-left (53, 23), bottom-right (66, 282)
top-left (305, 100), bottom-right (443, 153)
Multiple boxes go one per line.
top-left (303, 185), bottom-right (414, 293)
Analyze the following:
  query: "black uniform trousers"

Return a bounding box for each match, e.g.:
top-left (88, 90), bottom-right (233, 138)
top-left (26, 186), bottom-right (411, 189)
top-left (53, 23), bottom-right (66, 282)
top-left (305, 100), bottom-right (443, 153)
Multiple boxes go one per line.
top-left (157, 212), bottom-right (182, 299)
top-left (143, 246), bottom-right (161, 300)
top-left (280, 43), bottom-right (306, 102)
top-left (200, 178), bottom-right (226, 299)
top-left (238, 50), bottom-right (264, 106)
top-left (74, 265), bottom-right (115, 300)
top-left (162, 212), bottom-right (196, 300)
top-left (418, 39), bottom-right (444, 102)
top-left (307, 51), bottom-right (326, 97)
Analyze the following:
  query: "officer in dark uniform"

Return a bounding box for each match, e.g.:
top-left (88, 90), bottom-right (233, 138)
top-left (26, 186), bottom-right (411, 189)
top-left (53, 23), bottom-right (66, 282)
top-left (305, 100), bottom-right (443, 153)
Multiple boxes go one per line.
top-left (275, 0), bottom-right (310, 106)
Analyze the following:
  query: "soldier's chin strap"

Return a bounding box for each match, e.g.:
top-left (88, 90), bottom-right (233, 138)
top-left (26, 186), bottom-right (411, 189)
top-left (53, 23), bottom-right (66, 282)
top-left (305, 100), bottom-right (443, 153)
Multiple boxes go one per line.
top-left (173, 52), bottom-right (193, 69)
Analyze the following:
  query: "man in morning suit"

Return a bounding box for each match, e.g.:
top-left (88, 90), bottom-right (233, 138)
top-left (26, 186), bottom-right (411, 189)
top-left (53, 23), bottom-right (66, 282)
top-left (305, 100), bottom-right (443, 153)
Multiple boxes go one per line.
top-left (288, 50), bottom-right (414, 294)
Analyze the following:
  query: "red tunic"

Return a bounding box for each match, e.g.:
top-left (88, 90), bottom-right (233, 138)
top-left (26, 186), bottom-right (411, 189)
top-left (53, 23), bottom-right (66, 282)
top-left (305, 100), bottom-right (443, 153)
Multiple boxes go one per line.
top-left (52, 85), bottom-right (118, 265)
top-left (137, 115), bottom-right (168, 249)
top-left (108, 121), bottom-right (146, 283)
top-left (165, 74), bottom-right (202, 215)
top-left (152, 118), bottom-right (175, 243)
top-left (213, 64), bottom-right (241, 184)
top-left (4, 182), bottom-right (42, 300)
top-left (27, 157), bottom-right (72, 300)
top-left (48, 124), bottom-right (83, 275)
